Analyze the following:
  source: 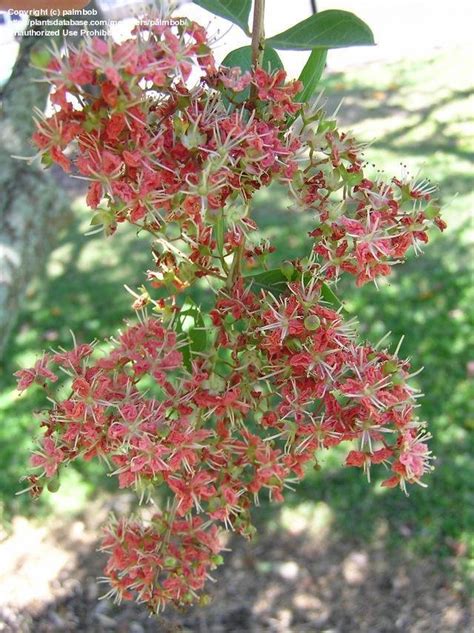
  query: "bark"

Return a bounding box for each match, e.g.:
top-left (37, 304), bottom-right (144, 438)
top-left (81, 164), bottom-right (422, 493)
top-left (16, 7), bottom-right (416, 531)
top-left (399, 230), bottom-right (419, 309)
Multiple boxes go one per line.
top-left (0, 6), bottom-right (101, 356)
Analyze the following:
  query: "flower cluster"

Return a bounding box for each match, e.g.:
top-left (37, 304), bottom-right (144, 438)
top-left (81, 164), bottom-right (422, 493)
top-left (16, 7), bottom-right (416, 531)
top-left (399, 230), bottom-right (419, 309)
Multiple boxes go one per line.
top-left (287, 116), bottom-right (446, 286)
top-left (101, 512), bottom-right (223, 611)
top-left (16, 318), bottom-right (186, 492)
top-left (20, 13), bottom-right (444, 613)
top-left (210, 277), bottom-right (433, 493)
top-left (17, 284), bottom-right (433, 607)
top-left (32, 21), bottom-right (301, 291)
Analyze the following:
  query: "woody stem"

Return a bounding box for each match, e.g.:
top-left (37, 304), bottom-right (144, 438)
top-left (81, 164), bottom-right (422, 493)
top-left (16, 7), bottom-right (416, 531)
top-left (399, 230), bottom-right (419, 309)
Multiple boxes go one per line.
top-left (250, 0), bottom-right (266, 102)
top-left (228, 0), bottom-right (266, 288)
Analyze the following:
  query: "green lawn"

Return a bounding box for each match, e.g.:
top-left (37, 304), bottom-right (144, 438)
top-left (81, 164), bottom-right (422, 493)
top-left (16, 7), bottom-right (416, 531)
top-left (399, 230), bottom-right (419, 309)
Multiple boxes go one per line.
top-left (0, 47), bottom-right (472, 578)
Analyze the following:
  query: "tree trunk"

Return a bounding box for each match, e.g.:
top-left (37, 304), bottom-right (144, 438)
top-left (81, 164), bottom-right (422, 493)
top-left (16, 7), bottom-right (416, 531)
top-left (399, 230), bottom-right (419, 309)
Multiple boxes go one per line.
top-left (0, 7), bottom-right (101, 356)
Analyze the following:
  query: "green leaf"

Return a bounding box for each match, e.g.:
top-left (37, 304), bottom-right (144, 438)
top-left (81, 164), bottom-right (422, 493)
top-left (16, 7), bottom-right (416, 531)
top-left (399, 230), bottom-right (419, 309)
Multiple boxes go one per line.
top-left (266, 10), bottom-right (375, 51)
top-left (321, 283), bottom-right (344, 309)
top-left (297, 48), bottom-right (327, 103)
top-left (245, 268), bottom-right (292, 292)
top-left (215, 212), bottom-right (225, 259)
top-left (221, 45), bottom-right (284, 74)
top-left (193, 0), bottom-right (252, 35)
top-left (245, 268), bottom-right (345, 311)
top-left (174, 299), bottom-right (207, 371)
top-left (30, 48), bottom-right (52, 69)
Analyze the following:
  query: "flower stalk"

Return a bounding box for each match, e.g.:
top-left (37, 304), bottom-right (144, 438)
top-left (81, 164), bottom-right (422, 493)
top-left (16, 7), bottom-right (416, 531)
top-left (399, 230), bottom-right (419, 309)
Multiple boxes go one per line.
top-left (229, 0), bottom-right (266, 286)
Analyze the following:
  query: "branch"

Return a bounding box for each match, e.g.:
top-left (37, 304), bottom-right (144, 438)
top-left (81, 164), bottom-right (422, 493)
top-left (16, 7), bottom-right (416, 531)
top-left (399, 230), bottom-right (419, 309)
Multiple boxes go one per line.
top-left (251, 0), bottom-right (266, 68)
top-left (249, 0), bottom-right (266, 102)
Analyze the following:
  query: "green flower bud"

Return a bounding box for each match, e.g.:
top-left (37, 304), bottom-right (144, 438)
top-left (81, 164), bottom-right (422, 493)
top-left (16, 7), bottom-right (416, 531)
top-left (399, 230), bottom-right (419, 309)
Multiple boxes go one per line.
top-left (382, 360), bottom-right (399, 375)
top-left (47, 477), bottom-right (60, 493)
top-left (304, 314), bottom-right (321, 331)
top-left (391, 372), bottom-right (405, 386)
top-left (424, 202), bottom-right (441, 219)
top-left (183, 592), bottom-right (194, 603)
top-left (164, 556), bottom-right (177, 568)
top-left (30, 48), bottom-right (52, 69)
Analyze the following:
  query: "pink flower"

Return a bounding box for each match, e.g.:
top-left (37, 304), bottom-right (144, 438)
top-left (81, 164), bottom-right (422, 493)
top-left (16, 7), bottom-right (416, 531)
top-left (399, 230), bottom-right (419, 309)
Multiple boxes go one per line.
top-left (15, 355), bottom-right (57, 392)
top-left (399, 432), bottom-right (432, 480)
top-left (30, 437), bottom-right (64, 478)
top-left (220, 67), bottom-right (251, 92)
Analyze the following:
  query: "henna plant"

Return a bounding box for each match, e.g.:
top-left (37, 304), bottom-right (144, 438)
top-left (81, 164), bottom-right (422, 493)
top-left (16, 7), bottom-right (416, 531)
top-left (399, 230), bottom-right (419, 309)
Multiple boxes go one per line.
top-left (16, 0), bottom-right (446, 613)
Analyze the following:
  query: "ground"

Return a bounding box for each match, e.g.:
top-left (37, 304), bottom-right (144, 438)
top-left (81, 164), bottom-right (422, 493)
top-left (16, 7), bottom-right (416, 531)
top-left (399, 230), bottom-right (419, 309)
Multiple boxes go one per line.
top-left (0, 496), bottom-right (471, 632)
top-left (0, 38), bottom-right (473, 633)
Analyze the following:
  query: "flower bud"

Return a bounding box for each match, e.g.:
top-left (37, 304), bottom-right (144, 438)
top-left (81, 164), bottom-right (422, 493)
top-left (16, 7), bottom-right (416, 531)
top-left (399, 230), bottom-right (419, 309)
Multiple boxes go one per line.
top-left (424, 202), bottom-right (441, 219)
top-left (382, 360), bottom-right (399, 375)
top-left (304, 314), bottom-right (321, 331)
top-left (164, 556), bottom-right (177, 568)
top-left (391, 372), bottom-right (405, 386)
top-left (47, 477), bottom-right (61, 493)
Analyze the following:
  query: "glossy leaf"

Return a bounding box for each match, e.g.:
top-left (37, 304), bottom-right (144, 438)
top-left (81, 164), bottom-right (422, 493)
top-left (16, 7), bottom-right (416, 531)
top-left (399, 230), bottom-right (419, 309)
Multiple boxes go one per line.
top-left (266, 10), bottom-right (375, 51)
top-left (193, 0), bottom-right (252, 35)
top-left (245, 268), bottom-right (290, 292)
top-left (321, 282), bottom-right (343, 309)
top-left (245, 268), bottom-right (344, 311)
top-left (174, 299), bottom-right (207, 370)
top-left (221, 45), bottom-right (283, 74)
top-left (297, 48), bottom-right (327, 103)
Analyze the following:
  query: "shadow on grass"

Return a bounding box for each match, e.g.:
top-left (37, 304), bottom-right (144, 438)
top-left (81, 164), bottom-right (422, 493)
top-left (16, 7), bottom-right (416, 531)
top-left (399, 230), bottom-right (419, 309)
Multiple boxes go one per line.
top-left (0, 206), bottom-right (154, 519)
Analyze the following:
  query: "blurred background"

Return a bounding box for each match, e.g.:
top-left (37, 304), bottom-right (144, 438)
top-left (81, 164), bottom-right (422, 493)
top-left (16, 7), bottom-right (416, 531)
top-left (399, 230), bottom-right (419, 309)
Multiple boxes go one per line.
top-left (0, 0), bottom-right (473, 631)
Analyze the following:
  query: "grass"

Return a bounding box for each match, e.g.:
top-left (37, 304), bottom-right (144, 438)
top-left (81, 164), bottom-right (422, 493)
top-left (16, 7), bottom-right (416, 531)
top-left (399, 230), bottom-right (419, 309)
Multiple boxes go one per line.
top-left (0, 47), bottom-right (472, 578)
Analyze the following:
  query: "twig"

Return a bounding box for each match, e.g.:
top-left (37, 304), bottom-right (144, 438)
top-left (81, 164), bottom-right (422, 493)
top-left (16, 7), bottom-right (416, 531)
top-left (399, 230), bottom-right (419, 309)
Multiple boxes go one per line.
top-left (249, 0), bottom-right (266, 102)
